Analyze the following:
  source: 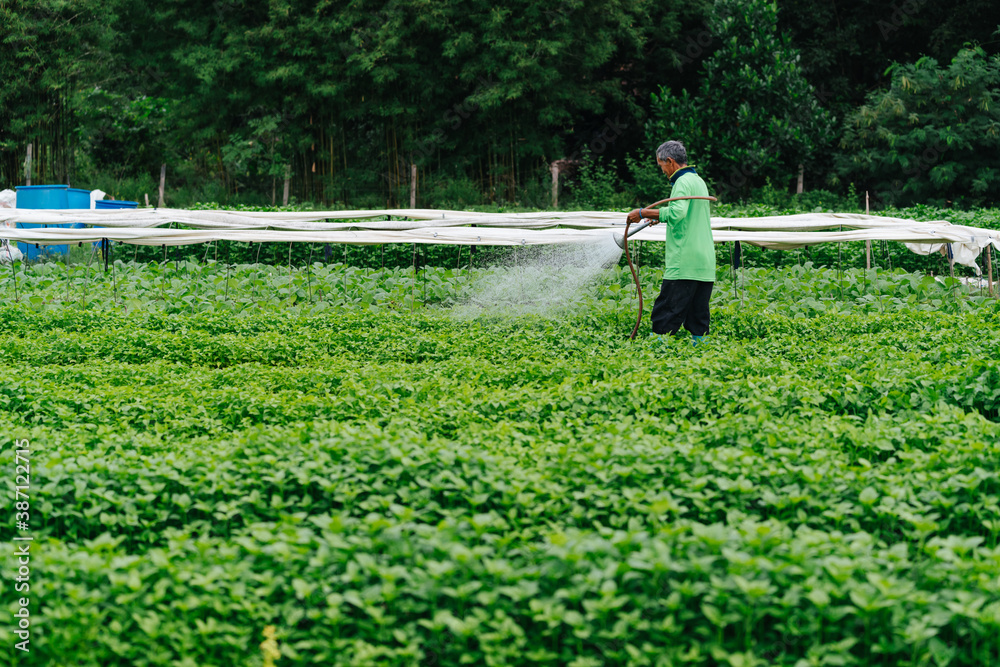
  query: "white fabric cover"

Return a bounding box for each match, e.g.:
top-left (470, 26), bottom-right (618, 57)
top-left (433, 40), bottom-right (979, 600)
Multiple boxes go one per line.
top-left (0, 208), bottom-right (994, 270)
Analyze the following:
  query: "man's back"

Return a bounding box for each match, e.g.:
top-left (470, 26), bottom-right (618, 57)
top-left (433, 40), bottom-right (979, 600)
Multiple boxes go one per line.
top-left (660, 169), bottom-right (715, 282)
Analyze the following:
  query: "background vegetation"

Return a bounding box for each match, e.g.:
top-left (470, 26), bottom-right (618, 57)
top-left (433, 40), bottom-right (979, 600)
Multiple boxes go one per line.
top-left (2, 0), bottom-right (999, 209)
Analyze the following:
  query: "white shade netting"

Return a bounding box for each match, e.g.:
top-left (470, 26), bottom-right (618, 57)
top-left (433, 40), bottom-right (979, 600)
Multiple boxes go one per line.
top-left (0, 208), bottom-right (996, 271)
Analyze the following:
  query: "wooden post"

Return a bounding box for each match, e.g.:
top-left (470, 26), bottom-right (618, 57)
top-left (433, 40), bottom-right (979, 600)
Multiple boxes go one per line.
top-left (796, 164), bottom-right (804, 194)
top-left (551, 161), bottom-right (560, 209)
top-left (282, 164), bottom-right (291, 206)
top-left (410, 162), bottom-right (417, 209)
top-left (158, 164), bottom-right (166, 207)
top-left (24, 144), bottom-right (32, 186)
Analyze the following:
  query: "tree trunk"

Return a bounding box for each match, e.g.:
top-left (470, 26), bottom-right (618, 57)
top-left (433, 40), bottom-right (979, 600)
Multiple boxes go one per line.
top-left (796, 164), bottom-right (804, 194)
top-left (410, 162), bottom-right (417, 208)
top-left (550, 161), bottom-right (560, 209)
top-left (158, 163), bottom-right (166, 207)
top-left (282, 164), bottom-right (291, 206)
top-left (24, 144), bottom-right (32, 186)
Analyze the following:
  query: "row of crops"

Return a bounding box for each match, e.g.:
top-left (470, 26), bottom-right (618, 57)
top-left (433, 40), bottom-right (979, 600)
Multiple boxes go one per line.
top-left (1, 259), bottom-right (998, 666)
top-left (2, 258), bottom-right (994, 316)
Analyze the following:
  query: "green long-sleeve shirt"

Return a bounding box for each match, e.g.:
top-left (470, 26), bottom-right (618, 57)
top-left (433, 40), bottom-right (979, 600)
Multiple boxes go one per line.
top-left (657, 167), bottom-right (715, 282)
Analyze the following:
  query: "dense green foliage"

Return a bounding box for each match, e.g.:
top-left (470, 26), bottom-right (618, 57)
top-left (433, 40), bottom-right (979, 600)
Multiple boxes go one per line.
top-left (0, 254), bottom-right (992, 317)
top-left (645, 0), bottom-right (834, 201)
top-left (0, 259), bottom-right (998, 665)
top-left (2, 0), bottom-right (998, 207)
top-left (839, 46), bottom-right (1000, 208)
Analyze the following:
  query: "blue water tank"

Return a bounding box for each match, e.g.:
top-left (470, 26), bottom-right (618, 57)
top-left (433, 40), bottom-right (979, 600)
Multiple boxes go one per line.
top-left (66, 188), bottom-right (92, 209)
top-left (95, 200), bottom-right (139, 209)
top-left (14, 185), bottom-right (74, 260)
top-left (92, 200), bottom-right (138, 249)
top-left (16, 184), bottom-right (68, 209)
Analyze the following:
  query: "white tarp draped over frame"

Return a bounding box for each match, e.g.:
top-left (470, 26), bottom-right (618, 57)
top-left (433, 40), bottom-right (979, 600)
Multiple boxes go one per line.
top-left (0, 208), bottom-right (996, 270)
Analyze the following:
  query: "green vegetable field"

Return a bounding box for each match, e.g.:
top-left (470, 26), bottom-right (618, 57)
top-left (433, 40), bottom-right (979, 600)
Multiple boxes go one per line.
top-left (1, 259), bottom-right (999, 666)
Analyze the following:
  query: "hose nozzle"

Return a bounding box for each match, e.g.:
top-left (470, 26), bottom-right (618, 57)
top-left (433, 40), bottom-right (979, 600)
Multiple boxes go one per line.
top-left (613, 218), bottom-right (655, 250)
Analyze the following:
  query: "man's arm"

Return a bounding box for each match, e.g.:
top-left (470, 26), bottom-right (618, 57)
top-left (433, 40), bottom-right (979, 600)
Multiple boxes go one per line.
top-left (660, 177), bottom-right (694, 226)
top-left (660, 198), bottom-right (691, 227)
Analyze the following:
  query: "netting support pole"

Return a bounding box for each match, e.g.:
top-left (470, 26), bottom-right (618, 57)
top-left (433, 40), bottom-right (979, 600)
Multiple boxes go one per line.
top-left (8, 251), bottom-right (18, 303)
top-left (111, 241), bottom-right (118, 307)
top-left (306, 244), bottom-right (314, 301)
top-left (728, 242), bottom-right (733, 282)
top-left (470, 223), bottom-right (477, 270)
top-left (988, 245), bottom-right (995, 298)
top-left (741, 262), bottom-right (746, 304)
top-left (838, 227), bottom-right (843, 302)
top-left (411, 243), bottom-right (417, 311)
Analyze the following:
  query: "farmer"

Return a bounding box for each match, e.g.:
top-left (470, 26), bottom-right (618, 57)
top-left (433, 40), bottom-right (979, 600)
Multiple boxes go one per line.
top-left (626, 140), bottom-right (714, 342)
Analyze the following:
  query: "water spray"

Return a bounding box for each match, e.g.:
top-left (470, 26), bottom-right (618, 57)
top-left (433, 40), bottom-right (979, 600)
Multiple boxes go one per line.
top-left (618, 195), bottom-right (717, 339)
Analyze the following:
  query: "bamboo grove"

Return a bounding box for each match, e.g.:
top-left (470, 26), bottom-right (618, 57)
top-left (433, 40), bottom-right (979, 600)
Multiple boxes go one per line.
top-left (2, 0), bottom-right (999, 208)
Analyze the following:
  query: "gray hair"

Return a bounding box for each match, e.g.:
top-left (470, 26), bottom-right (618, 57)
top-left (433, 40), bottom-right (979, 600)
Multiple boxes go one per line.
top-left (656, 140), bottom-right (687, 164)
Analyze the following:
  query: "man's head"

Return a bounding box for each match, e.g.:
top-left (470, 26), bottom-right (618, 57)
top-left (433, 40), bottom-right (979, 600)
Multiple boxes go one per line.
top-left (656, 140), bottom-right (687, 178)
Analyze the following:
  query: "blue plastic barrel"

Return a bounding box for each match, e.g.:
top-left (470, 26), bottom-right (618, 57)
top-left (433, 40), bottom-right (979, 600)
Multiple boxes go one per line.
top-left (14, 185), bottom-right (70, 260)
top-left (63, 189), bottom-right (93, 255)
top-left (95, 200), bottom-right (138, 209)
top-left (66, 188), bottom-right (91, 209)
top-left (16, 184), bottom-right (68, 209)
top-left (92, 200), bottom-right (138, 249)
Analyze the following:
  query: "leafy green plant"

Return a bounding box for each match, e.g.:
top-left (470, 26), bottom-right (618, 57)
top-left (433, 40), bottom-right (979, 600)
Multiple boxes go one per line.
top-left (565, 153), bottom-right (633, 210)
top-left (0, 259), bottom-right (997, 666)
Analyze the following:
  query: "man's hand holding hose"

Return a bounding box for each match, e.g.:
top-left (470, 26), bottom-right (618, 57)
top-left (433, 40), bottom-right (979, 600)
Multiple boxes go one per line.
top-left (626, 208), bottom-right (661, 224)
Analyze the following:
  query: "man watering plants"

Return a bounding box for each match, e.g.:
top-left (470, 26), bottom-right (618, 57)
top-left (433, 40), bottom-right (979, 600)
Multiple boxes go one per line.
top-left (626, 140), bottom-right (714, 343)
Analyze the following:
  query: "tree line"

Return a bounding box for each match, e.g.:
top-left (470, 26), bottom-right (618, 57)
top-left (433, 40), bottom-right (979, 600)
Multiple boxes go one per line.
top-left (1, 0), bottom-right (998, 209)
